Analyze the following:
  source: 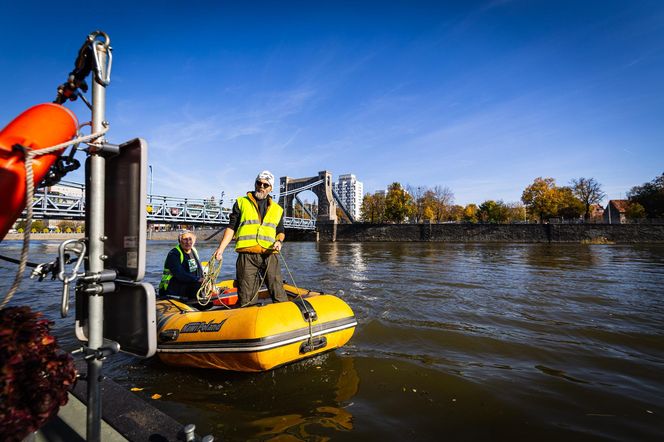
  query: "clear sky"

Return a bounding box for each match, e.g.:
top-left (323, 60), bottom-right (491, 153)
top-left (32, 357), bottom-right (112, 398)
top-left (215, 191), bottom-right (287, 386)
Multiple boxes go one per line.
top-left (1, 1), bottom-right (662, 206)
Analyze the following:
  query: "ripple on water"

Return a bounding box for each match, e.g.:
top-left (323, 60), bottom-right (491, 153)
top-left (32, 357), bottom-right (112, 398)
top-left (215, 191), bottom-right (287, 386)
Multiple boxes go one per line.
top-left (2, 240), bottom-right (663, 440)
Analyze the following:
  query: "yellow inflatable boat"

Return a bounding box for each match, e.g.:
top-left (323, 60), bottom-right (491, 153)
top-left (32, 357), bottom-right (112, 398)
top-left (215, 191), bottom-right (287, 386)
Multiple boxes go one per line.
top-left (156, 280), bottom-right (357, 372)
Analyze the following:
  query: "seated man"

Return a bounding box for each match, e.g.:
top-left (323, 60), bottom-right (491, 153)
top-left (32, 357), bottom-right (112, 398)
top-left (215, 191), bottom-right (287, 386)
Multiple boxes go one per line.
top-left (158, 230), bottom-right (203, 299)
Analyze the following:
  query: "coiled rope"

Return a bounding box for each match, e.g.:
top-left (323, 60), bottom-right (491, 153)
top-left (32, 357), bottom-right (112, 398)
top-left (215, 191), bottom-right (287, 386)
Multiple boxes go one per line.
top-left (0, 125), bottom-right (109, 310)
top-left (196, 254), bottom-right (223, 306)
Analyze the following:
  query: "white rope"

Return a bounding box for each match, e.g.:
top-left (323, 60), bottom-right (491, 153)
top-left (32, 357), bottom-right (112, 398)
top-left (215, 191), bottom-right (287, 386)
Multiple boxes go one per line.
top-left (0, 126), bottom-right (109, 310)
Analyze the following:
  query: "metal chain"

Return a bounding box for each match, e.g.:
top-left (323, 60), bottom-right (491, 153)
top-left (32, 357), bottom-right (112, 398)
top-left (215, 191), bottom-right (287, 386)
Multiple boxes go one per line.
top-left (0, 125), bottom-right (109, 310)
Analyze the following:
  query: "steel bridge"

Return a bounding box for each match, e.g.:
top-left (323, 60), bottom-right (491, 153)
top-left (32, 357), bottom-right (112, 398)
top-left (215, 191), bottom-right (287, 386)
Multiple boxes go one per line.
top-left (24, 181), bottom-right (316, 230)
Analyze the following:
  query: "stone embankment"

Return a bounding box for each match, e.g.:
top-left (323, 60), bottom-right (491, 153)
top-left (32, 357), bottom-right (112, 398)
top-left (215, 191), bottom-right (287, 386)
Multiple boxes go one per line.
top-left (5, 224), bottom-right (663, 243)
top-left (317, 223), bottom-right (664, 243)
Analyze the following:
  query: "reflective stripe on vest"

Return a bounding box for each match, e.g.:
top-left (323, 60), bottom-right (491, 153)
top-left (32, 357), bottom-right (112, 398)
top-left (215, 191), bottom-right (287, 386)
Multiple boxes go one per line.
top-left (158, 244), bottom-right (199, 292)
top-left (235, 195), bottom-right (283, 250)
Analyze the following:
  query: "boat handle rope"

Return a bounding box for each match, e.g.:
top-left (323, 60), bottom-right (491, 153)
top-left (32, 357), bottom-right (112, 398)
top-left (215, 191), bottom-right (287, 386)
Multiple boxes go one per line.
top-left (57, 239), bottom-right (87, 317)
top-left (0, 126), bottom-right (109, 311)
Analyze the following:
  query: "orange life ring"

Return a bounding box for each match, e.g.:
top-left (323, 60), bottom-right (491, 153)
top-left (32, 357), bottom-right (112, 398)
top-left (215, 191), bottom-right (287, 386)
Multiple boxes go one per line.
top-left (0, 103), bottom-right (78, 239)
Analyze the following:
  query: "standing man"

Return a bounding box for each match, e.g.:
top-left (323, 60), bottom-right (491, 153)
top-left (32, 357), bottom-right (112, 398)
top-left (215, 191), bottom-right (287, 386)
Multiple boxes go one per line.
top-left (158, 230), bottom-right (204, 299)
top-left (214, 170), bottom-right (287, 306)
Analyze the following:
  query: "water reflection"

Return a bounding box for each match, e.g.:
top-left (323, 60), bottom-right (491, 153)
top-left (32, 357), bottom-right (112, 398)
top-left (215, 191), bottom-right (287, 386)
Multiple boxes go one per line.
top-left (244, 357), bottom-right (359, 440)
top-left (2, 240), bottom-right (664, 441)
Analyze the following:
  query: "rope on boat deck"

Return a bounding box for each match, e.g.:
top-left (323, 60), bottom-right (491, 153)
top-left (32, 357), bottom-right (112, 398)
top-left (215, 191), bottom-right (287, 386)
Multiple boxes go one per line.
top-left (0, 125), bottom-right (109, 310)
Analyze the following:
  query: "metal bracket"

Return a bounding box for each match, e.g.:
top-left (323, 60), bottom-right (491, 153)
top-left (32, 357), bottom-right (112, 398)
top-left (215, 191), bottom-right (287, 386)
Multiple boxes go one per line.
top-left (57, 239), bottom-right (87, 317)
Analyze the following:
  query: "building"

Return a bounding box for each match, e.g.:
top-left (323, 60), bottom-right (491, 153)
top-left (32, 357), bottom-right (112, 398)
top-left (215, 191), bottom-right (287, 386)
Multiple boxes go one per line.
top-left (333, 174), bottom-right (364, 221)
top-left (604, 200), bottom-right (629, 224)
top-left (589, 204), bottom-right (604, 221)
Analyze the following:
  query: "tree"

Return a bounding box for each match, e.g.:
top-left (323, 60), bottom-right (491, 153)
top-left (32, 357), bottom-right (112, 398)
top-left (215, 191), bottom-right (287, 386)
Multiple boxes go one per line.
top-left (571, 177), bottom-right (606, 221)
top-left (432, 185), bottom-right (454, 223)
top-left (625, 202), bottom-right (646, 220)
top-left (463, 204), bottom-right (478, 223)
top-left (521, 177), bottom-right (559, 222)
top-left (448, 205), bottom-right (464, 222)
top-left (406, 185), bottom-right (427, 223)
top-left (478, 200), bottom-right (510, 223)
top-left (506, 202), bottom-right (526, 223)
top-left (421, 190), bottom-right (438, 222)
top-left (557, 187), bottom-right (584, 220)
top-left (384, 182), bottom-right (413, 223)
top-left (628, 172), bottom-right (664, 218)
top-left (360, 192), bottom-right (386, 223)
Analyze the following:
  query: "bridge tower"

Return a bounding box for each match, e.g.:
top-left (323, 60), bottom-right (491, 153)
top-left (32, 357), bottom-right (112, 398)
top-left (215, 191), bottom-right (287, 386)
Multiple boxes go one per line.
top-left (279, 171), bottom-right (337, 223)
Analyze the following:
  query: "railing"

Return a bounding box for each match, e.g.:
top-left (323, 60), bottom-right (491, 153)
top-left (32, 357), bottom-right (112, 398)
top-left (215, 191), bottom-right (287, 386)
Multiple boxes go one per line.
top-left (23, 186), bottom-right (317, 230)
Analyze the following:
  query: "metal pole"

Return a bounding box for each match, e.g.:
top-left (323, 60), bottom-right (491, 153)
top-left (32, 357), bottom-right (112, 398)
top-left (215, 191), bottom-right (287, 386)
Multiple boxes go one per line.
top-left (87, 40), bottom-right (109, 442)
top-left (149, 165), bottom-right (153, 204)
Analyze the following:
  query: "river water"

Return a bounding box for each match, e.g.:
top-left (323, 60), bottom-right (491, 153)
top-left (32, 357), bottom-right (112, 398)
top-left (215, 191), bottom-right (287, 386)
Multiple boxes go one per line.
top-left (1, 240), bottom-right (663, 441)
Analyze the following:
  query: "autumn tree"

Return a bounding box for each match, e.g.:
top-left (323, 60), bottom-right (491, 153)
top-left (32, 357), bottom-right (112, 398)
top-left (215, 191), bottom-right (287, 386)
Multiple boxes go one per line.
top-left (463, 204), bottom-right (478, 223)
top-left (506, 202), bottom-right (526, 223)
top-left (557, 187), bottom-right (584, 220)
top-left (627, 172), bottom-right (664, 218)
top-left (385, 182), bottom-right (413, 223)
top-left (421, 190), bottom-right (438, 222)
top-left (571, 177), bottom-right (606, 221)
top-left (521, 177), bottom-right (560, 222)
top-left (360, 192), bottom-right (386, 223)
top-left (448, 205), bottom-right (464, 222)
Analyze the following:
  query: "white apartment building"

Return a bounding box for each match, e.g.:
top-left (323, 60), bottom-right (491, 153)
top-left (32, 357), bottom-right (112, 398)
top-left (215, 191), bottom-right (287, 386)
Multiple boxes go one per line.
top-left (333, 173), bottom-right (364, 220)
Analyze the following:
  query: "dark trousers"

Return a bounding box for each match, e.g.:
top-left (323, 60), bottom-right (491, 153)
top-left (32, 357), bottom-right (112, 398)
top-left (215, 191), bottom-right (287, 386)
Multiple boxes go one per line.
top-left (236, 253), bottom-right (287, 306)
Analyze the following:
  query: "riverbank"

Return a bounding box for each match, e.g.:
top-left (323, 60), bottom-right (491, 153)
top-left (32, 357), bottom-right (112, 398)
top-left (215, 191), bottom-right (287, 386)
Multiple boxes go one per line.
top-left (319, 222), bottom-right (664, 243)
top-left (5, 223), bottom-right (664, 243)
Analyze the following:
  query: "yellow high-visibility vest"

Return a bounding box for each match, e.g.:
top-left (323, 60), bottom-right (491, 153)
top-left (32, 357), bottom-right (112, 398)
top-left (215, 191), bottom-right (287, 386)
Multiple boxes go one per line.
top-left (235, 194), bottom-right (283, 251)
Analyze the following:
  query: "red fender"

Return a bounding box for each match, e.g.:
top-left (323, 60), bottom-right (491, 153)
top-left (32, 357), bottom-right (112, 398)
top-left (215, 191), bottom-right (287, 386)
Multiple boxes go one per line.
top-left (0, 103), bottom-right (78, 239)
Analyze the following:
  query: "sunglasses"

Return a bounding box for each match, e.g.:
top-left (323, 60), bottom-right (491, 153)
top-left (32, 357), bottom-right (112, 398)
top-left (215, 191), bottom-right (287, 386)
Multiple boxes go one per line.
top-left (255, 181), bottom-right (271, 189)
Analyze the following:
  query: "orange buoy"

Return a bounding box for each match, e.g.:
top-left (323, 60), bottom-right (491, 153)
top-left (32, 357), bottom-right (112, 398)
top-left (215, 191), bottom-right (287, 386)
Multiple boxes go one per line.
top-left (0, 103), bottom-right (78, 239)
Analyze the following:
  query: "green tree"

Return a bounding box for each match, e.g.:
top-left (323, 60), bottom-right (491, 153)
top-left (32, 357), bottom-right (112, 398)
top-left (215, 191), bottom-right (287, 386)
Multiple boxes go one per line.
top-left (521, 177), bottom-right (559, 222)
top-left (571, 177), bottom-right (606, 221)
top-left (57, 220), bottom-right (77, 231)
top-left (30, 220), bottom-right (46, 232)
top-left (478, 200), bottom-right (510, 223)
top-left (385, 182), bottom-right (413, 223)
top-left (627, 172), bottom-right (664, 218)
top-left (625, 202), bottom-right (646, 220)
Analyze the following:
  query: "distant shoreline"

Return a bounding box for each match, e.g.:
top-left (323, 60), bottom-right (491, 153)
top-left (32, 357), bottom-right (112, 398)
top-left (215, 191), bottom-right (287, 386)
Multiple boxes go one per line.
top-left (4, 223), bottom-right (664, 243)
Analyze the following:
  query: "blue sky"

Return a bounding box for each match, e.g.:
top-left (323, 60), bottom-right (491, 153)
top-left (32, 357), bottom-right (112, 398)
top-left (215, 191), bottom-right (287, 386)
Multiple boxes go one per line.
top-left (1, 1), bottom-right (663, 206)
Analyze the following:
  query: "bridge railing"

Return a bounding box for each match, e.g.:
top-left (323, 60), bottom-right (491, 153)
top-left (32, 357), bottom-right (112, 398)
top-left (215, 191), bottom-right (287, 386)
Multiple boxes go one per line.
top-left (22, 186), bottom-right (317, 230)
top-left (147, 196), bottom-right (231, 225)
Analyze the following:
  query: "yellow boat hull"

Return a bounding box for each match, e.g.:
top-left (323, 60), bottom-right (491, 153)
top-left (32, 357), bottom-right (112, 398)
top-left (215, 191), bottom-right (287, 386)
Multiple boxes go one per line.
top-left (156, 282), bottom-right (356, 372)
